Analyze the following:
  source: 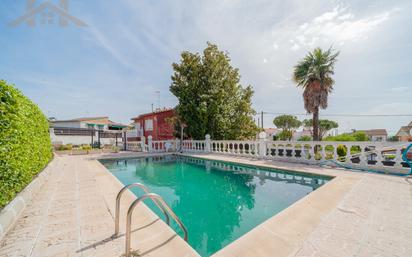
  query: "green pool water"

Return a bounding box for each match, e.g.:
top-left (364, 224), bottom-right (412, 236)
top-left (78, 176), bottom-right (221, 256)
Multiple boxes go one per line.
top-left (101, 155), bottom-right (330, 256)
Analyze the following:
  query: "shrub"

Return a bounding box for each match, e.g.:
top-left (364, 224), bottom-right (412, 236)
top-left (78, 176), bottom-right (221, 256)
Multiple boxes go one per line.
top-left (278, 130), bottom-right (293, 141)
top-left (336, 145), bottom-right (347, 157)
top-left (81, 144), bottom-right (92, 150)
top-left (0, 81), bottom-right (52, 208)
top-left (324, 133), bottom-right (356, 141)
top-left (298, 135), bottom-right (312, 141)
top-left (57, 144), bottom-right (72, 151)
top-left (352, 131), bottom-right (369, 141)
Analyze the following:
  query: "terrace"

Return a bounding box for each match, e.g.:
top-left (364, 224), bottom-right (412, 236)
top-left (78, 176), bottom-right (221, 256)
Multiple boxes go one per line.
top-left (1, 135), bottom-right (411, 257)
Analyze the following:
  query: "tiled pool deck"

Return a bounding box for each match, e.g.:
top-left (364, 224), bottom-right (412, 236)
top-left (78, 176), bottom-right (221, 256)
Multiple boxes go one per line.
top-left (0, 152), bottom-right (411, 257)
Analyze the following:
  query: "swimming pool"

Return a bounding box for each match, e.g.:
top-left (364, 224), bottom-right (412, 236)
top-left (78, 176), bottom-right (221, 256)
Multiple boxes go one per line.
top-left (101, 155), bottom-right (331, 257)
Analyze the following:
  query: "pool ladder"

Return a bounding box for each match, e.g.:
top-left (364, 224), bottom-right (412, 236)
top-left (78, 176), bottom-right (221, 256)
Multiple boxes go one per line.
top-left (114, 183), bottom-right (188, 257)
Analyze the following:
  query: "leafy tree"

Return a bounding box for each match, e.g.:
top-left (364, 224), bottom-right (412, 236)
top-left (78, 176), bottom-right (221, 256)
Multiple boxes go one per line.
top-left (303, 119), bottom-right (338, 140)
top-left (170, 43), bottom-right (259, 140)
top-left (293, 47), bottom-right (339, 141)
top-left (273, 115), bottom-right (301, 140)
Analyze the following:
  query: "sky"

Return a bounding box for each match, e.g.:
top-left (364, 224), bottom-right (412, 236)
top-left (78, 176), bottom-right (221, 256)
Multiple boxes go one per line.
top-left (1, 0), bottom-right (411, 135)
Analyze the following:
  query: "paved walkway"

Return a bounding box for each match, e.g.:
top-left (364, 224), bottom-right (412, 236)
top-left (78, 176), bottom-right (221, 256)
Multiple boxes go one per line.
top-left (294, 174), bottom-right (412, 257)
top-left (0, 155), bottom-right (199, 257)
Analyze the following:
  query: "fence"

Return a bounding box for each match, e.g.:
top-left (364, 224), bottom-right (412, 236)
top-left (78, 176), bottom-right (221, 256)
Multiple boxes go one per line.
top-left (131, 133), bottom-right (411, 175)
top-left (50, 127), bottom-right (123, 146)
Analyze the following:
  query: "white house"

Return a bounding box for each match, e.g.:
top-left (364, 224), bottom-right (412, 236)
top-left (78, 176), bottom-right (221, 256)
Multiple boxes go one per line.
top-left (52, 117), bottom-right (126, 131)
top-left (50, 117), bottom-right (127, 146)
top-left (358, 129), bottom-right (388, 142)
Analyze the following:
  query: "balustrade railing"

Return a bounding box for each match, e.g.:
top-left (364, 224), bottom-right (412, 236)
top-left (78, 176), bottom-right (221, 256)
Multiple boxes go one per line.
top-left (181, 140), bottom-right (206, 152)
top-left (125, 134), bottom-right (411, 175)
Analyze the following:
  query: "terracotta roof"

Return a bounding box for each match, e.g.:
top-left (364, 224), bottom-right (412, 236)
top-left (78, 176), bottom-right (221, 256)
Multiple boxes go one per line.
top-left (131, 108), bottom-right (174, 120)
top-left (264, 128), bottom-right (280, 134)
top-left (395, 126), bottom-right (411, 137)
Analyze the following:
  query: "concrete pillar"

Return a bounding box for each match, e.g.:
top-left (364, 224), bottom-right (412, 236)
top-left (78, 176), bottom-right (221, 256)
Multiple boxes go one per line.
top-left (205, 134), bottom-right (211, 152)
top-left (140, 136), bottom-right (146, 152)
top-left (258, 131), bottom-right (267, 158)
top-left (148, 135), bottom-right (153, 152)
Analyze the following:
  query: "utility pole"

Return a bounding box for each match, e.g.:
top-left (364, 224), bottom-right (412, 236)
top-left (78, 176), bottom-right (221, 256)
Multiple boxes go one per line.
top-left (261, 111), bottom-right (264, 129)
top-left (155, 91), bottom-right (160, 110)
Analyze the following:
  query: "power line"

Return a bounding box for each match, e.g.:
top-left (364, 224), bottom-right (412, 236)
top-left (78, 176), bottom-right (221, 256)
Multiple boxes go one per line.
top-left (260, 112), bottom-right (412, 117)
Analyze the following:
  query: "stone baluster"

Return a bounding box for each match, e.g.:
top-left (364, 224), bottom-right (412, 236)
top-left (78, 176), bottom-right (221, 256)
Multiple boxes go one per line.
top-left (394, 147), bottom-right (403, 169)
top-left (258, 132), bottom-right (267, 159)
top-left (205, 135), bottom-right (211, 153)
top-left (375, 146), bottom-right (383, 167)
top-left (333, 143), bottom-right (338, 162)
top-left (147, 135), bottom-right (153, 152)
top-left (359, 145), bottom-right (367, 167)
top-left (345, 144), bottom-right (352, 164)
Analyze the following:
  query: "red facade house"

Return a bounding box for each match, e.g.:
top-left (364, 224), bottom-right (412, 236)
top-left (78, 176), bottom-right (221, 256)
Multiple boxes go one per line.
top-left (131, 108), bottom-right (176, 142)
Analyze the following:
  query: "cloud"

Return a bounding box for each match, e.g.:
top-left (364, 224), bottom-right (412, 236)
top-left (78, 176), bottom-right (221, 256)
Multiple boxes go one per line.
top-left (391, 86), bottom-right (409, 92)
top-left (89, 27), bottom-right (138, 72)
top-left (289, 6), bottom-right (397, 49)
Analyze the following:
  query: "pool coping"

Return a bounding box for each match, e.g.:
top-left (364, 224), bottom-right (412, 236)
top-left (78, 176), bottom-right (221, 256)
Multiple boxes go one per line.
top-left (97, 152), bottom-right (365, 257)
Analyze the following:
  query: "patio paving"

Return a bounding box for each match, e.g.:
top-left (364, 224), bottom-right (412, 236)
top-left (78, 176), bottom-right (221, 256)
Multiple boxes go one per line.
top-left (0, 154), bottom-right (199, 257)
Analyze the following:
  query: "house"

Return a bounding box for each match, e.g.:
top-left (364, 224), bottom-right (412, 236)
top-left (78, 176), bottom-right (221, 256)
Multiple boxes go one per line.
top-left (52, 117), bottom-right (127, 131)
top-left (292, 129), bottom-right (312, 140)
top-left (264, 128), bottom-right (280, 140)
top-left (357, 129), bottom-right (388, 142)
top-left (131, 108), bottom-right (176, 142)
top-left (395, 121), bottom-right (412, 142)
top-left (50, 117), bottom-right (127, 146)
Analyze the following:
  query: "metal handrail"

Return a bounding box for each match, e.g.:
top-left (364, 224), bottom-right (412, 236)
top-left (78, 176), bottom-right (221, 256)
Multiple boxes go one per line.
top-left (114, 183), bottom-right (170, 236)
top-left (125, 193), bottom-right (188, 257)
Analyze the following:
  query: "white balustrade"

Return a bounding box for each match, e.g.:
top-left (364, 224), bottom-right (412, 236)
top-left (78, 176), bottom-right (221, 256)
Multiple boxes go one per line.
top-left (124, 133), bottom-right (410, 175)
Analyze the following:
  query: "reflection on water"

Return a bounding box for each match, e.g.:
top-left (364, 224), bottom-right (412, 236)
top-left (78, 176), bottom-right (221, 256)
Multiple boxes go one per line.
top-left (101, 155), bottom-right (330, 257)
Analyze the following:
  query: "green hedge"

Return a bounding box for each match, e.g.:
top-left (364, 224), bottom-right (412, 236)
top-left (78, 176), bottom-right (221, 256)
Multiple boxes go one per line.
top-left (0, 80), bottom-right (52, 208)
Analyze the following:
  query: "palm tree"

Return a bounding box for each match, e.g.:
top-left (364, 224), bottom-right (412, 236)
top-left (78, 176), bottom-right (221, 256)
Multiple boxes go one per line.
top-left (293, 47), bottom-right (339, 141)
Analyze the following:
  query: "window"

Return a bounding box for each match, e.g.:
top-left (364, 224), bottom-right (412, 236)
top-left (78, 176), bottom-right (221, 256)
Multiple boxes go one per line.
top-left (145, 119), bottom-right (153, 131)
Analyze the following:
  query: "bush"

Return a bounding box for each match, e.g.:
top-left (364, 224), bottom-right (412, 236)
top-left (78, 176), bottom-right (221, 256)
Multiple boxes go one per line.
top-left (57, 144), bottom-right (72, 151)
top-left (336, 145), bottom-right (347, 157)
top-left (352, 131), bottom-right (369, 141)
top-left (324, 133), bottom-right (356, 141)
top-left (81, 144), bottom-right (92, 150)
top-left (0, 81), bottom-right (52, 208)
top-left (278, 130), bottom-right (293, 141)
top-left (298, 135), bottom-right (312, 141)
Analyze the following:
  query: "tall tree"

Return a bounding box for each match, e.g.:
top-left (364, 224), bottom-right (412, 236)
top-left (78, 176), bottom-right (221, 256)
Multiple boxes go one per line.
top-left (303, 119), bottom-right (338, 140)
top-left (273, 115), bottom-right (302, 140)
top-left (170, 43), bottom-right (259, 140)
top-left (293, 47), bottom-right (339, 141)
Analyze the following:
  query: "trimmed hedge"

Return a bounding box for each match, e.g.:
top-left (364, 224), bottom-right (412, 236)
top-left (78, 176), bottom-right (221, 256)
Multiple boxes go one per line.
top-left (0, 80), bottom-right (52, 208)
